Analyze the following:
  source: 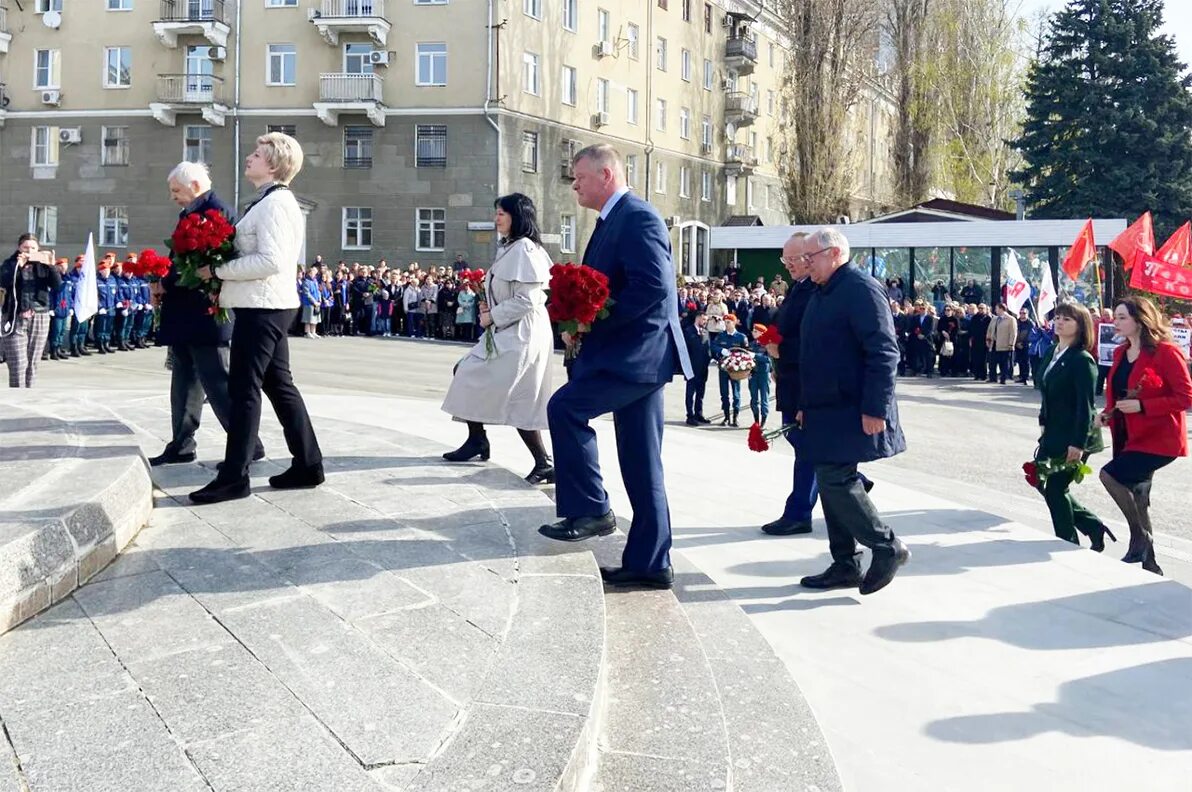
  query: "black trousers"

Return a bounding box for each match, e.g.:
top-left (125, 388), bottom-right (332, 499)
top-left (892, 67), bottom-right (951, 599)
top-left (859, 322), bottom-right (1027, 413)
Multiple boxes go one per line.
top-left (815, 462), bottom-right (897, 570)
top-left (971, 342), bottom-right (988, 379)
top-left (685, 374), bottom-right (707, 418)
top-left (222, 308), bottom-right (321, 480)
top-left (168, 343), bottom-right (261, 459)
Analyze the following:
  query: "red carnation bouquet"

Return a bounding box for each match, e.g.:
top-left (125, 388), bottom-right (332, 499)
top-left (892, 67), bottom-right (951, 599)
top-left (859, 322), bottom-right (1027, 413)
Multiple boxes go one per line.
top-left (547, 262), bottom-right (612, 336)
top-left (126, 249), bottom-right (172, 282)
top-left (166, 209), bottom-right (236, 322)
top-left (747, 420), bottom-right (800, 452)
top-left (460, 268), bottom-right (486, 289)
top-left (1022, 457), bottom-right (1092, 490)
top-left (756, 325), bottom-right (783, 347)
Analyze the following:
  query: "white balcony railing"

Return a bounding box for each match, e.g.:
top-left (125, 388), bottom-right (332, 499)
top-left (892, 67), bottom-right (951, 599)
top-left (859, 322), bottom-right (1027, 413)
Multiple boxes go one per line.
top-left (726, 144), bottom-right (757, 167)
top-left (318, 73), bottom-right (383, 103)
top-left (320, 0), bottom-right (385, 18)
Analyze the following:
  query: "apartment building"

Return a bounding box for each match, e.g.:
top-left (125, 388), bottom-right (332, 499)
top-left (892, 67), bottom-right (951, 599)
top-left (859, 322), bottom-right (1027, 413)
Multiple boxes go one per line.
top-left (0, 0), bottom-right (894, 277)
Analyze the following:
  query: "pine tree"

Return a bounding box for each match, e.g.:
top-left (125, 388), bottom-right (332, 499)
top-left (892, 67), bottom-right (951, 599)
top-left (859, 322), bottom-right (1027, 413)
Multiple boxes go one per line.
top-left (1010, 0), bottom-right (1192, 236)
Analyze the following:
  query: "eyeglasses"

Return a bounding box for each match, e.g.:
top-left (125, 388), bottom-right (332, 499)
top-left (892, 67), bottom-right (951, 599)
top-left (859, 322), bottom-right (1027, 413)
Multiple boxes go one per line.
top-left (780, 247), bottom-right (832, 266)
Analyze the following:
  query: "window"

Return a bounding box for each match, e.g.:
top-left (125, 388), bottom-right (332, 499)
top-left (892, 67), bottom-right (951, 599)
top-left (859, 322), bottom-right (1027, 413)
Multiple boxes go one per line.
top-left (34, 50), bottom-right (60, 89)
top-left (521, 131), bottom-right (539, 172)
top-left (267, 124), bottom-right (296, 137)
top-left (28, 207), bottom-right (58, 245)
top-left (560, 214), bottom-right (575, 254)
top-left (656, 37), bottom-right (667, 71)
top-left (35, 0), bottom-right (62, 11)
top-left (765, 137), bottom-right (773, 164)
top-left (626, 88), bottom-right (638, 124)
top-left (682, 0), bottom-right (691, 21)
top-left (103, 47), bottom-right (132, 88)
top-left (416, 208), bottom-right (446, 251)
top-left (658, 0), bottom-right (667, 8)
top-left (701, 171), bottom-right (712, 202)
top-left (626, 23), bottom-right (639, 59)
top-left (703, 59), bottom-right (713, 90)
top-left (345, 43), bottom-right (374, 75)
top-left (107, 0), bottom-right (132, 10)
top-left (267, 44), bottom-right (296, 86)
top-left (416, 124), bottom-right (447, 167)
top-left (561, 66), bottom-right (577, 105)
top-left (726, 175), bottom-right (737, 206)
top-left (266, 0), bottom-right (298, 5)
top-left (679, 166), bottom-right (691, 198)
top-left (769, 42), bottom-right (776, 67)
top-left (416, 43), bottom-right (447, 86)
top-left (626, 154), bottom-right (638, 188)
top-left (523, 0), bottom-right (542, 18)
top-left (343, 207), bottom-right (373, 249)
top-left (750, 130), bottom-right (758, 153)
top-left (767, 90), bottom-right (775, 116)
top-left (703, 3), bottom-right (712, 33)
top-left (523, 52), bottom-right (540, 95)
top-left (655, 161), bottom-right (667, 194)
top-left (701, 115), bottom-right (712, 148)
top-left (562, 0), bottom-right (577, 31)
top-left (596, 78), bottom-right (609, 113)
top-left (343, 126), bottom-right (373, 168)
top-left (681, 49), bottom-right (691, 81)
top-left (30, 127), bottom-right (59, 166)
top-left (679, 107), bottom-right (690, 139)
top-left (183, 125), bottom-right (212, 164)
top-left (597, 9), bottom-right (610, 43)
top-left (102, 126), bottom-right (130, 166)
top-left (746, 177), bottom-right (755, 209)
top-left (100, 207), bottom-right (129, 247)
top-left (656, 98), bottom-right (667, 131)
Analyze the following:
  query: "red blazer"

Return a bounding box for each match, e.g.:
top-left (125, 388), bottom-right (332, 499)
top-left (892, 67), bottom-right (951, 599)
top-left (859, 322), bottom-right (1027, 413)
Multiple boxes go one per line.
top-left (1103, 341), bottom-right (1192, 458)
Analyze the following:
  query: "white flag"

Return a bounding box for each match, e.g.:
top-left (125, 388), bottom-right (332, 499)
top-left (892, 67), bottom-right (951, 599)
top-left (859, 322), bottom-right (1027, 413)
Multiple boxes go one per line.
top-left (73, 233), bottom-right (98, 323)
top-left (1002, 249), bottom-right (1030, 314)
top-left (1036, 259), bottom-right (1057, 320)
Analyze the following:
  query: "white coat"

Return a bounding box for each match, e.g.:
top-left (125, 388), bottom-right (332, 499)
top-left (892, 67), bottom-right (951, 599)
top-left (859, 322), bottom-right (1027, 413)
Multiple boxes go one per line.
top-left (440, 237), bottom-right (554, 430)
top-left (216, 187), bottom-right (303, 310)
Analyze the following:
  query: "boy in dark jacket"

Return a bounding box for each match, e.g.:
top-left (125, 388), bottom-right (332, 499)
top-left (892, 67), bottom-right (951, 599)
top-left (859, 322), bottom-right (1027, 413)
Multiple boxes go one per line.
top-left (748, 323), bottom-right (774, 427)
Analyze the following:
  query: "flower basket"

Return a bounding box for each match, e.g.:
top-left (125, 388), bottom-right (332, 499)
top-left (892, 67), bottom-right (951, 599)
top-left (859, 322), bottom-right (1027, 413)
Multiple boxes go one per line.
top-left (727, 368), bottom-right (752, 382)
top-left (720, 347), bottom-right (756, 381)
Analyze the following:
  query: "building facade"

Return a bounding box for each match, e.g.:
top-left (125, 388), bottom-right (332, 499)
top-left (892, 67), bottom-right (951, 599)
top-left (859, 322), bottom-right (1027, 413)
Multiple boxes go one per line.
top-left (0, 0), bottom-right (895, 277)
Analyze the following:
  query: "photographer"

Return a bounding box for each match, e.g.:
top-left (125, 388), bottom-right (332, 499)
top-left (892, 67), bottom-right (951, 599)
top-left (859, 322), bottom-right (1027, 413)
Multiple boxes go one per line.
top-left (1, 233), bottom-right (63, 388)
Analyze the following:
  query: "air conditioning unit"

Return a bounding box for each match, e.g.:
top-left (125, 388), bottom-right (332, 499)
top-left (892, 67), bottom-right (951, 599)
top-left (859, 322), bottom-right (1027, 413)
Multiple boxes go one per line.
top-left (58, 127), bottom-right (82, 144)
top-left (369, 50), bottom-right (390, 66)
top-left (40, 90), bottom-right (61, 106)
top-left (595, 40), bottom-right (614, 58)
top-left (207, 46), bottom-right (226, 61)
top-left (721, 78), bottom-right (732, 91)
top-left (722, 15), bottom-right (734, 29)
top-left (665, 215), bottom-right (681, 228)
top-left (592, 111), bottom-right (610, 128)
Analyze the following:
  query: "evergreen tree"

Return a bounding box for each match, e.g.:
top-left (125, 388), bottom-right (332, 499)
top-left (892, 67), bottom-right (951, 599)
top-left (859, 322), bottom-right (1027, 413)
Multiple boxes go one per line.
top-left (1010, 0), bottom-right (1192, 236)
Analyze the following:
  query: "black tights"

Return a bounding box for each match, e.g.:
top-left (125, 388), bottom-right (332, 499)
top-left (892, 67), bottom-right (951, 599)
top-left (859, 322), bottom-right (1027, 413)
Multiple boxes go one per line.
top-left (466, 421), bottom-right (551, 465)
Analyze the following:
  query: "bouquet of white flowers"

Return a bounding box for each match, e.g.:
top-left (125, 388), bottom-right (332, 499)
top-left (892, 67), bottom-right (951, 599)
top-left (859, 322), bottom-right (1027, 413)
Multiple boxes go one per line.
top-left (719, 347), bottom-right (756, 381)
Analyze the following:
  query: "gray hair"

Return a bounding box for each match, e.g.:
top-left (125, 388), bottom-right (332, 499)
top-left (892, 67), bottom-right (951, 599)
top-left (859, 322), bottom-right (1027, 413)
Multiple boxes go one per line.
top-left (806, 226), bottom-right (850, 263)
top-left (167, 161), bottom-right (212, 192)
top-left (573, 143), bottom-right (624, 177)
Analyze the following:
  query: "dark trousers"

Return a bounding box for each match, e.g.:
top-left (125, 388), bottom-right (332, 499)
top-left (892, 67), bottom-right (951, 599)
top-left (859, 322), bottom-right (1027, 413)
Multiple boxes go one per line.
top-left (168, 343), bottom-right (262, 458)
top-left (71, 316), bottom-right (90, 348)
top-left (685, 374), bottom-right (707, 418)
top-left (748, 373), bottom-right (770, 422)
top-left (1040, 455), bottom-right (1102, 544)
top-left (548, 376), bottom-right (672, 572)
top-left (990, 350), bottom-right (1012, 383)
top-left (94, 313), bottom-right (114, 342)
top-left (407, 312), bottom-right (425, 338)
top-left (1095, 364), bottom-right (1110, 396)
top-left (718, 370), bottom-right (741, 413)
top-left (971, 342), bottom-right (988, 380)
top-left (783, 413), bottom-right (819, 523)
top-left (1015, 349), bottom-right (1031, 382)
top-left (221, 308), bottom-right (320, 481)
top-left (815, 462), bottom-right (896, 570)
top-left (49, 316), bottom-right (69, 351)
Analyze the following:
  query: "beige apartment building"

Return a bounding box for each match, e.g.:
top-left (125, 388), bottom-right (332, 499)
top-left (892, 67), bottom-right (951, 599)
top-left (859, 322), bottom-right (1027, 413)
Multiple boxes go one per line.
top-left (0, 0), bottom-right (896, 276)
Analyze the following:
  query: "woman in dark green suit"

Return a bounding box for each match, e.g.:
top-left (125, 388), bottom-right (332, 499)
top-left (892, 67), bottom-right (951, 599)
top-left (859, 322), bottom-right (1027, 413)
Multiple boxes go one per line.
top-left (1034, 302), bottom-right (1115, 550)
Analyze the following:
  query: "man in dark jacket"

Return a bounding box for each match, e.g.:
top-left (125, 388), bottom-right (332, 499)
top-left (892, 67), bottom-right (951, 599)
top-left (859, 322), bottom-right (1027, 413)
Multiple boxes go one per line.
top-left (681, 309), bottom-right (711, 426)
top-left (969, 303), bottom-right (992, 381)
top-left (798, 227), bottom-right (909, 596)
top-left (149, 162), bottom-right (264, 467)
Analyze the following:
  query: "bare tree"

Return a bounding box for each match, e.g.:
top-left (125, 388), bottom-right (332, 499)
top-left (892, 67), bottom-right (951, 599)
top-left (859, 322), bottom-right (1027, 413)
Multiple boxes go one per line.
top-left (885, 0), bottom-right (937, 205)
top-left (774, 0), bottom-right (882, 223)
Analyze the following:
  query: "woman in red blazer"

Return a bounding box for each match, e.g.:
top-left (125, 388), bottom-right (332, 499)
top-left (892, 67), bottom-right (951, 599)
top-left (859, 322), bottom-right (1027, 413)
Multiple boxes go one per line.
top-left (1098, 296), bottom-right (1192, 575)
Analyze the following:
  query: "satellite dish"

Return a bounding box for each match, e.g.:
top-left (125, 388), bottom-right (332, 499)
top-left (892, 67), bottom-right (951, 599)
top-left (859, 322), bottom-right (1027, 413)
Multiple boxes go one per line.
top-left (43, 10), bottom-right (62, 29)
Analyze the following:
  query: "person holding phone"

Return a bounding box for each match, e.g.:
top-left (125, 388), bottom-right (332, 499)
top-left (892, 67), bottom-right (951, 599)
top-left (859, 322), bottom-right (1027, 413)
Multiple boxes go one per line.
top-left (0, 233), bottom-right (63, 388)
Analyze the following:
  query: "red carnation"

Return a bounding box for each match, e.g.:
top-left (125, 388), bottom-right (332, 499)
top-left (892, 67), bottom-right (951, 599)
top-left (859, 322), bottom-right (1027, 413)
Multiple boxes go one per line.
top-left (757, 326), bottom-right (783, 347)
top-left (1137, 369), bottom-right (1163, 391)
top-left (1023, 461), bottom-right (1040, 489)
top-left (747, 422), bottom-right (771, 452)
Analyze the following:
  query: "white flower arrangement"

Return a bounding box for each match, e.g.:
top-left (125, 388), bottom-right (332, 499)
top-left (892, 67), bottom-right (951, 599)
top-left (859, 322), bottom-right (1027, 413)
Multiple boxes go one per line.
top-left (720, 348), bottom-right (757, 379)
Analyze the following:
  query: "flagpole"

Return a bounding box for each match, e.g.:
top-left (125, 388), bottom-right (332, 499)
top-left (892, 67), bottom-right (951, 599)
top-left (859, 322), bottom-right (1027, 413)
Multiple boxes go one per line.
top-left (1094, 246), bottom-right (1104, 311)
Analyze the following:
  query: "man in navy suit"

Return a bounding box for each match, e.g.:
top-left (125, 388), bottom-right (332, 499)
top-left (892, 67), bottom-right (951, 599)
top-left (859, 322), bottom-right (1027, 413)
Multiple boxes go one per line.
top-left (539, 144), bottom-right (693, 590)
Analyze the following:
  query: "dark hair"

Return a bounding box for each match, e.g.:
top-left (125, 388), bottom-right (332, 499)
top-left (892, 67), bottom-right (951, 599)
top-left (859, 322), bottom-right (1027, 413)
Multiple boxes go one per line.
top-left (494, 193), bottom-right (542, 247)
top-left (1115, 295), bottom-right (1172, 350)
top-left (16, 233), bottom-right (37, 246)
top-left (1053, 302), bottom-right (1095, 354)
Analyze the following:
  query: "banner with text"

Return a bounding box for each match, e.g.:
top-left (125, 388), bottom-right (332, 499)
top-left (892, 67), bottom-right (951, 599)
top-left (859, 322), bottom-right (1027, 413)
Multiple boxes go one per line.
top-left (1129, 254), bottom-right (1192, 300)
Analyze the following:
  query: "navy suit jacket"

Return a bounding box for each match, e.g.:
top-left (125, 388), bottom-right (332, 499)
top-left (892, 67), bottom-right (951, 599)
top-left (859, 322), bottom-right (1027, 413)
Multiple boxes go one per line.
top-left (158, 190), bottom-right (235, 347)
top-left (573, 192), bottom-right (692, 384)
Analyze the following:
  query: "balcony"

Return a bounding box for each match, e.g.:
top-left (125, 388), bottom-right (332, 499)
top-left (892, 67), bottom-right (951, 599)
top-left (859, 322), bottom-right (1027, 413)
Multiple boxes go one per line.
top-left (311, 0), bottom-right (390, 47)
top-left (0, 6), bottom-right (11, 56)
top-left (725, 144), bottom-right (757, 176)
top-left (314, 73), bottom-right (385, 127)
top-left (725, 91), bottom-right (759, 127)
top-left (150, 74), bottom-right (229, 126)
top-left (153, 0), bottom-right (230, 48)
top-left (725, 35), bottom-right (758, 75)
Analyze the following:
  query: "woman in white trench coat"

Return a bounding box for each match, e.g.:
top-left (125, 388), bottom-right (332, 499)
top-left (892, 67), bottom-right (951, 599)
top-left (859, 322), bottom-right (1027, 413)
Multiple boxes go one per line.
top-left (440, 193), bottom-right (555, 484)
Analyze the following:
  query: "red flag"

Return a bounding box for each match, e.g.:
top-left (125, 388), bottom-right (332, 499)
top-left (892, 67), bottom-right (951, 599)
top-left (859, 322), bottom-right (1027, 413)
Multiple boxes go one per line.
top-left (1109, 212), bottom-right (1154, 272)
top-left (1061, 219), bottom-right (1097, 281)
top-left (1155, 221), bottom-right (1191, 266)
top-left (1130, 253), bottom-right (1192, 299)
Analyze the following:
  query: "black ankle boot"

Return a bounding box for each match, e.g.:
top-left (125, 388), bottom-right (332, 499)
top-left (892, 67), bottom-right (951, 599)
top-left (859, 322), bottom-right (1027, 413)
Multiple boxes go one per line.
top-left (444, 424), bottom-right (490, 462)
top-left (525, 459), bottom-right (555, 485)
top-left (731, 410), bottom-right (740, 427)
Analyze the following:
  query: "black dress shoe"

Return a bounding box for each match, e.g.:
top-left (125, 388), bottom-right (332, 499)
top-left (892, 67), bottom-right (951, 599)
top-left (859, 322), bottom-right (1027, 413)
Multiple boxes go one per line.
top-left (269, 463), bottom-right (325, 490)
top-left (189, 476), bottom-right (251, 505)
top-left (216, 448), bottom-right (266, 474)
top-left (695, 415), bottom-right (711, 424)
top-left (538, 511), bottom-right (617, 542)
top-left (525, 462), bottom-right (555, 485)
top-left (860, 539), bottom-right (911, 595)
top-left (600, 566), bottom-right (674, 590)
top-left (685, 416), bottom-right (700, 426)
top-left (148, 449), bottom-right (197, 467)
top-left (800, 562), bottom-right (863, 590)
top-left (761, 517), bottom-right (813, 536)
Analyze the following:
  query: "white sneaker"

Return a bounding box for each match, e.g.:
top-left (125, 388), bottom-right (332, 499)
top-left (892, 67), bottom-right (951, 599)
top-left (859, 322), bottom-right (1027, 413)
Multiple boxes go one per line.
top-left (304, 332), bottom-right (315, 339)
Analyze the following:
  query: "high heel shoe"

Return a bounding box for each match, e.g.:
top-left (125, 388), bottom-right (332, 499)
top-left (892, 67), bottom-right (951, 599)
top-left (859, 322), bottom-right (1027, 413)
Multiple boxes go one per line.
top-left (442, 437), bottom-right (490, 462)
top-left (1086, 523), bottom-right (1117, 554)
top-left (525, 461), bottom-right (555, 485)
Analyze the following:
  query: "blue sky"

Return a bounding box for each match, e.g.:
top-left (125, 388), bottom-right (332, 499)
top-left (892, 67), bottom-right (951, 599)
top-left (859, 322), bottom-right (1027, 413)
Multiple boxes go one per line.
top-left (1022, 0), bottom-right (1192, 69)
